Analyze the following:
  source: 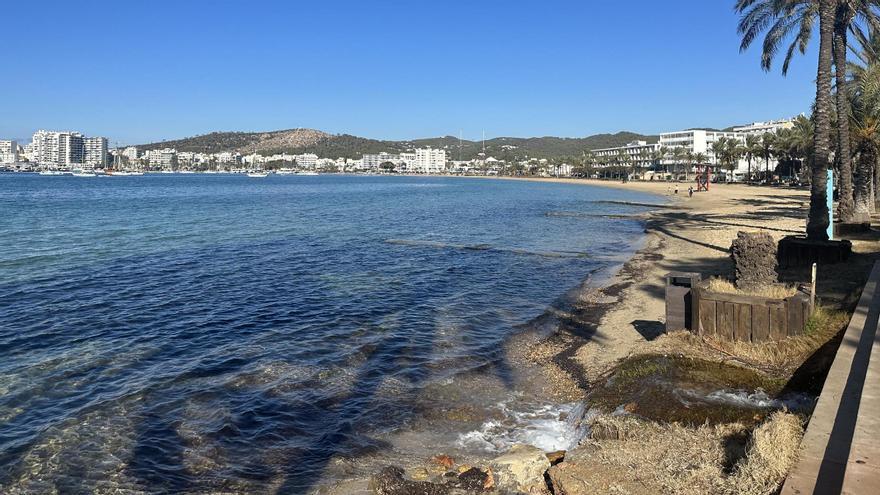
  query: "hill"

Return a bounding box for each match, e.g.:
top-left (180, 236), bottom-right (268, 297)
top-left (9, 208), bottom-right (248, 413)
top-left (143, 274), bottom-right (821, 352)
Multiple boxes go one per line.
top-left (137, 129), bottom-right (658, 160)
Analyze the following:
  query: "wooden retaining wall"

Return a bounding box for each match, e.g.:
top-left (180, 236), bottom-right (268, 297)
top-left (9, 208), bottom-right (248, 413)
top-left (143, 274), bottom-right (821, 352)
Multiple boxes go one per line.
top-left (692, 283), bottom-right (813, 342)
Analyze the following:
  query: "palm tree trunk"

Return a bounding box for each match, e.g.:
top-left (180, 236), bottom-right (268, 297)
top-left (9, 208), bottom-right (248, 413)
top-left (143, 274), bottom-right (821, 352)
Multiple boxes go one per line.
top-left (807, 0), bottom-right (835, 240)
top-left (853, 146), bottom-right (875, 222)
top-left (834, 23), bottom-right (855, 222)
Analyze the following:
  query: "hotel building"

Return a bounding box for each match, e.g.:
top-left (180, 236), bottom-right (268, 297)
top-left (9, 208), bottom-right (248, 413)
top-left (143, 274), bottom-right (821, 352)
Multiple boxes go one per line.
top-left (591, 140), bottom-right (660, 169)
top-left (732, 118), bottom-right (796, 136)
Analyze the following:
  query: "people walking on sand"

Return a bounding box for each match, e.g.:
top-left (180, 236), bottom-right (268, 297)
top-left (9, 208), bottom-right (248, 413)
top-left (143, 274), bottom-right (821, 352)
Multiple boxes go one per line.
top-left (674, 185), bottom-right (679, 195)
top-left (688, 186), bottom-right (694, 198)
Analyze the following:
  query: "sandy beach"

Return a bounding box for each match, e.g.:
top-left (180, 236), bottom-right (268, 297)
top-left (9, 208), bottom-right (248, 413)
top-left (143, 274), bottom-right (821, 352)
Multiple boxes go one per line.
top-left (516, 179), bottom-right (814, 382)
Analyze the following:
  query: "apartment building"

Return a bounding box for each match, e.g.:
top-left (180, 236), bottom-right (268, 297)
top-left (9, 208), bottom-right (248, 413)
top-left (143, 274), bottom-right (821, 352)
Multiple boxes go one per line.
top-left (122, 146), bottom-right (138, 161)
top-left (361, 152), bottom-right (399, 170)
top-left (147, 148), bottom-right (178, 169)
top-left (0, 140), bottom-right (18, 164)
top-left (294, 153), bottom-right (318, 169)
top-left (83, 136), bottom-right (108, 167)
top-left (30, 130), bottom-right (88, 167)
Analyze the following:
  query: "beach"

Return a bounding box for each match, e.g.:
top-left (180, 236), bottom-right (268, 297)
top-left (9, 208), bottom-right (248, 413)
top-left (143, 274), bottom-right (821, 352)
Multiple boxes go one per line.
top-left (356, 176), bottom-right (880, 494)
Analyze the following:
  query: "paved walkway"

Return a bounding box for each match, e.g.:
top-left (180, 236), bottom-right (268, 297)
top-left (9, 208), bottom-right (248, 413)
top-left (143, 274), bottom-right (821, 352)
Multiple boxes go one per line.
top-left (782, 261), bottom-right (880, 494)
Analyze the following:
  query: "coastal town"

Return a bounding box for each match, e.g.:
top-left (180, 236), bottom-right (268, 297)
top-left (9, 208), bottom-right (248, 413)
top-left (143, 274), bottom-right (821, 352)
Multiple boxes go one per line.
top-left (0, 117), bottom-right (801, 180)
top-left (4, 0), bottom-right (880, 493)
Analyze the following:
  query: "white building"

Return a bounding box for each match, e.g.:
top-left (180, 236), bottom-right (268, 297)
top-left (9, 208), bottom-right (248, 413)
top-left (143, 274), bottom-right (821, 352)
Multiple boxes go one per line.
top-left (294, 153), bottom-right (318, 169)
top-left (0, 140), bottom-right (18, 164)
top-left (414, 148), bottom-right (446, 174)
top-left (361, 152), bottom-right (399, 171)
top-left (147, 148), bottom-right (178, 169)
top-left (591, 140), bottom-right (660, 169)
top-left (84, 136), bottom-right (108, 167)
top-left (658, 129), bottom-right (748, 172)
top-left (30, 130), bottom-right (87, 167)
top-left (122, 146), bottom-right (138, 161)
top-left (732, 118), bottom-right (795, 136)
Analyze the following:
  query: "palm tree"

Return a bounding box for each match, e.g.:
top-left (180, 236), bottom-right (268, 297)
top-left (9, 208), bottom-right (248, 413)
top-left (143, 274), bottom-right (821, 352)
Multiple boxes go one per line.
top-left (757, 132), bottom-right (777, 182)
top-left (671, 147), bottom-right (686, 180)
top-left (835, 1), bottom-right (880, 220)
top-left (744, 134), bottom-right (762, 182)
top-left (711, 138), bottom-right (728, 172)
top-left (849, 43), bottom-right (880, 220)
top-left (736, 0), bottom-right (877, 238)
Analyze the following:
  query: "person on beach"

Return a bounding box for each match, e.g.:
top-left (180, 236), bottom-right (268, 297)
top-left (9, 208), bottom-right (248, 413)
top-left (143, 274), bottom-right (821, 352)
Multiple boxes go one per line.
top-left (688, 186), bottom-right (694, 197)
top-left (674, 185), bottom-right (679, 195)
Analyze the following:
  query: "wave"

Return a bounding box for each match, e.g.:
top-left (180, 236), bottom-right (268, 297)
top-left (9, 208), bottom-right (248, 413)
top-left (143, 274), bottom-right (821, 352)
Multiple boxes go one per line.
top-left (590, 200), bottom-right (672, 209)
top-left (457, 401), bottom-right (592, 453)
top-left (384, 239), bottom-right (591, 258)
top-left (545, 211), bottom-right (647, 219)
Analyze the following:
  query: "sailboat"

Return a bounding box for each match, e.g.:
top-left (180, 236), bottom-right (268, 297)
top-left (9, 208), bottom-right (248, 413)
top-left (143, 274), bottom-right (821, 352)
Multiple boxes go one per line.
top-left (246, 147), bottom-right (268, 177)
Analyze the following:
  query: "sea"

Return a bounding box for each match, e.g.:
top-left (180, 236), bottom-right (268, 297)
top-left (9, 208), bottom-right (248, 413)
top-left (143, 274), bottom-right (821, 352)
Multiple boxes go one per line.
top-left (0, 174), bottom-right (661, 493)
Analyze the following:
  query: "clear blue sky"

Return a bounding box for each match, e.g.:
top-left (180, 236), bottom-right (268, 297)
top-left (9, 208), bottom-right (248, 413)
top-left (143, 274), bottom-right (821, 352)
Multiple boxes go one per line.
top-left (2, 0), bottom-right (818, 145)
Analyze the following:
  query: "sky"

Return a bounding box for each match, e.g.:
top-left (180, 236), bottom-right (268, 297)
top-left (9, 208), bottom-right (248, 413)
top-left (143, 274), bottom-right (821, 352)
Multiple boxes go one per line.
top-left (1, 0), bottom-right (820, 145)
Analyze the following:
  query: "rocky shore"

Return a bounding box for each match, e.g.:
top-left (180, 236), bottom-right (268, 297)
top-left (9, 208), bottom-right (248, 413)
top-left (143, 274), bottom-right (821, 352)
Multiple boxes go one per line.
top-left (331, 180), bottom-right (879, 494)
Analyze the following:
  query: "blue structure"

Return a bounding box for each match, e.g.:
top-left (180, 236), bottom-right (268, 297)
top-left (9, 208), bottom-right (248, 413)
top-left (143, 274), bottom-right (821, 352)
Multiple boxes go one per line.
top-left (827, 169), bottom-right (834, 240)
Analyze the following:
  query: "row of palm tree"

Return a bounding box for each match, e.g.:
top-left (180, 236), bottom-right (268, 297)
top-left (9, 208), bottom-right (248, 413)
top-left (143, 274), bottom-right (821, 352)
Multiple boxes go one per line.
top-left (736, 0), bottom-right (880, 239)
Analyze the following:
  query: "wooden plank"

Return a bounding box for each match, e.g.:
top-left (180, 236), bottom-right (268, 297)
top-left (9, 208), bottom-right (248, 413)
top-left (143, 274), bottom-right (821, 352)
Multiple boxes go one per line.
top-left (752, 304), bottom-right (770, 342)
top-left (718, 302), bottom-right (735, 340)
top-left (736, 304), bottom-right (752, 342)
top-left (699, 299), bottom-right (716, 336)
top-left (787, 294), bottom-right (806, 337)
top-left (782, 261), bottom-right (880, 494)
top-left (769, 303), bottom-right (787, 340)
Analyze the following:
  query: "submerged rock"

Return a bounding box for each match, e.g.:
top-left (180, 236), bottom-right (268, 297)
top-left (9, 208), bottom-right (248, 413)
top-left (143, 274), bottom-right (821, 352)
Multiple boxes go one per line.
top-left (489, 444), bottom-right (551, 494)
top-left (369, 465), bottom-right (497, 494)
top-left (370, 466), bottom-right (451, 495)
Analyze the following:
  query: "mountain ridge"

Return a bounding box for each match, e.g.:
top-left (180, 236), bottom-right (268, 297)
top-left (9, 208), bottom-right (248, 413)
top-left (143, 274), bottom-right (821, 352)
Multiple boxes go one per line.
top-left (137, 129), bottom-right (660, 160)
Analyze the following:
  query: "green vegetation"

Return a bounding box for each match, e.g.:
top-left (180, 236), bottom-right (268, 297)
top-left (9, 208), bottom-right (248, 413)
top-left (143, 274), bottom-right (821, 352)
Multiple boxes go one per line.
top-left (589, 354), bottom-right (787, 426)
top-left (137, 129), bottom-right (658, 161)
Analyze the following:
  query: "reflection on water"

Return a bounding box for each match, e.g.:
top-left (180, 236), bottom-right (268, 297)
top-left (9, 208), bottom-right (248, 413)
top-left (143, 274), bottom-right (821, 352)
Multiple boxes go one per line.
top-left (0, 175), bottom-right (659, 492)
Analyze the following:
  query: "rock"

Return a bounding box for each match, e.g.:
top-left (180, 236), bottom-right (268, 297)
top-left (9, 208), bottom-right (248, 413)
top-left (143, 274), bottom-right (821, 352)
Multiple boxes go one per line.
top-left (545, 450), bottom-right (566, 465)
top-left (369, 466), bottom-right (451, 495)
top-left (489, 444), bottom-right (551, 493)
top-left (730, 231), bottom-right (778, 291)
top-left (410, 467), bottom-right (431, 481)
top-left (432, 454), bottom-right (455, 470)
top-left (456, 467), bottom-right (491, 491)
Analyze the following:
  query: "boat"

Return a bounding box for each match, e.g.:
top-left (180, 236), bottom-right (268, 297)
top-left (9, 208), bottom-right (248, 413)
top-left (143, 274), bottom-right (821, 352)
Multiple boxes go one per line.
top-left (71, 171), bottom-right (96, 177)
top-left (297, 171), bottom-right (319, 176)
top-left (247, 172), bottom-right (269, 178)
top-left (39, 170), bottom-right (67, 176)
